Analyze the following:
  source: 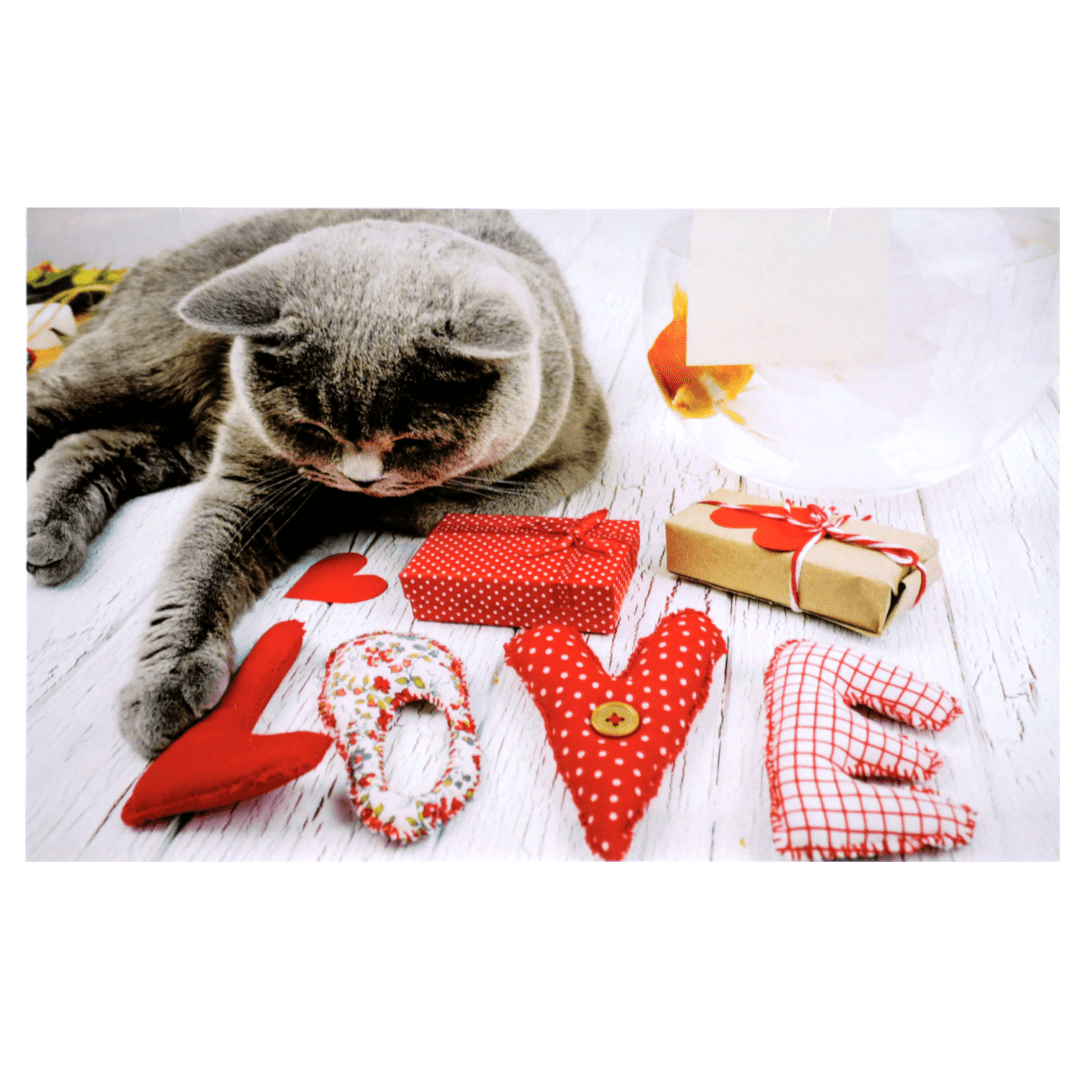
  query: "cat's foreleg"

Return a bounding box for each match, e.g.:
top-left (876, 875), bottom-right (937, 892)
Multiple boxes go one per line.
top-left (27, 426), bottom-right (204, 585)
top-left (117, 463), bottom-right (327, 757)
top-left (26, 320), bottom-right (223, 471)
top-left (27, 336), bottom-right (147, 470)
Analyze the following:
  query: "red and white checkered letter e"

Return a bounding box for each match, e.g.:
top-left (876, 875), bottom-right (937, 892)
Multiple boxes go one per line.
top-left (763, 640), bottom-right (976, 860)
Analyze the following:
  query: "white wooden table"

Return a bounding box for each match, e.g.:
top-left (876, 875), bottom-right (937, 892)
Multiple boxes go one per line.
top-left (25, 210), bottom-right (1059, 862)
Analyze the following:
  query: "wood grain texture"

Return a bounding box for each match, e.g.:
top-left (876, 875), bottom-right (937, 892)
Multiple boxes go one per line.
top-left (25, 209), bottom-right (1058, 861)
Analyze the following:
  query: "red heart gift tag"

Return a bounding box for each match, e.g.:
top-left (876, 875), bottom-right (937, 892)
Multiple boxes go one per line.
top-left (707, 503), bottom-right (817, 552)
top-left (504, 609), bottom-right (727, 860)
top-left (121, 620), bottom-right (332, 826)
top-left (285, 552), bottom-right (388, 603)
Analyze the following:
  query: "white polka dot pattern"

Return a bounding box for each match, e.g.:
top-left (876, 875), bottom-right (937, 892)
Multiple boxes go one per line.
top-left (504, 609), bottom-right (727, 861)
top-left (399, 511), bottom-right (639, 634)
top-left (764, 639), bottom-right (976, 860)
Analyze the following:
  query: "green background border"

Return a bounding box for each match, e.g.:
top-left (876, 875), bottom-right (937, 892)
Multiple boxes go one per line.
top-left (12, 4), bottom-right (1067, 1075)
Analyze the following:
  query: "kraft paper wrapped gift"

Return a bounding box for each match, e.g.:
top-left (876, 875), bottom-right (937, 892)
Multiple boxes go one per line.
top-left (399, 509), bottom-right (639, 634)
top-left (665, 488), bottom-right (941, 636)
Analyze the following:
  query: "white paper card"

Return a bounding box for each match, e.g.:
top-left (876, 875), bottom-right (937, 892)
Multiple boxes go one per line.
top-left (688, 209), bottom-right (892, 376)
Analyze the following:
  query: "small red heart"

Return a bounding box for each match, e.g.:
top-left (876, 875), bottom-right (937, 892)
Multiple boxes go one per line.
top-left (504, 609), bottom-right (727, 861)
top-left (121, 620), bottom-right (332, 826)
top-left (285, 552), bottom-right (388, 603)
top-left (708, 504), bottom-right (815, 552)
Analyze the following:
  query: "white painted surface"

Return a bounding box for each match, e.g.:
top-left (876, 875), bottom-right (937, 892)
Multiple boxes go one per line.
top-left (25, 210), bottom-right (1058, 861)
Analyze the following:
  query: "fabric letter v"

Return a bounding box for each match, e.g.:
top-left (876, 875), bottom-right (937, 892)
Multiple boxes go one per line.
top-left (504, 609), bottom-right (727, 860)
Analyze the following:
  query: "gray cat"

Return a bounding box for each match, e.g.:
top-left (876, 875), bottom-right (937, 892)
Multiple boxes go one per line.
top-left (27, 209), bottom-right (610, 758)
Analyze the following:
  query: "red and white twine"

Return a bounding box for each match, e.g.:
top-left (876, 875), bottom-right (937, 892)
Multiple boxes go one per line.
top-left (701, 500), bottom-right (928, 614)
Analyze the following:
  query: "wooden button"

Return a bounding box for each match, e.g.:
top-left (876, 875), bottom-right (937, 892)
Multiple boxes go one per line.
top-left (590, 701), bottom-right (640, 738)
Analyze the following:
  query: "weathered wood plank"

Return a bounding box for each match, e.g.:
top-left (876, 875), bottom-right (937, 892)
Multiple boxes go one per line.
top-left (916, 391), bottom-right (1059, 860)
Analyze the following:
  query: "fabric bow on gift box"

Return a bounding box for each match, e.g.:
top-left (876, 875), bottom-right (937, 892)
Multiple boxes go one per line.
top-left (520, 509), bottom-right (618, 557)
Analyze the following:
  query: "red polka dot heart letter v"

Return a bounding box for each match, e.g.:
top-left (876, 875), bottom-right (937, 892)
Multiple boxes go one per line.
top-left (764, 640), bottom-right (976, 860)
top-left (504, 609), bottom-right (727, 861)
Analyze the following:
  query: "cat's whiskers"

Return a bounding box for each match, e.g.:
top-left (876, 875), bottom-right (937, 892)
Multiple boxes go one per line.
top-left (262, 483), bottom-right (320, 551)
top-left (298, 463), bottom-right (366, 492)
top-left (244, 468), bottom-right (311, 497)
top-left (443, 473), bottom-right (536, 488)
top-left (226, 486), bottom-right (315, 561)
top-left (213, 469), bottom-right (302, 529)
top-left (441, 475), bottom-right (539, 495)
top-left (219, 471), bottom-right (313, 555)
top-left (218, 461), bottom-right (309, 496)
top-left (223, 484), bottom-right (308, 554)
top-left (231, 481), bottom-right (319, 562)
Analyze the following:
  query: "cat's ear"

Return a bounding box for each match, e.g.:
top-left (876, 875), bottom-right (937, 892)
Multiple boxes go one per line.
top-left (176, 261), bottom-right (285, 335)
top-left (437, 265), bottom-right (539, 361)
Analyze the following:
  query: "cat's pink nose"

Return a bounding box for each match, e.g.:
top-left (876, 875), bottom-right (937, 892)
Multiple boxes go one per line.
top-left (340, 449), bottom-right (383, 483)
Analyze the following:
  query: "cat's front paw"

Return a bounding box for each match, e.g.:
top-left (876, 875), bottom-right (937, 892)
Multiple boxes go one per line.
top-left (118, 639), bottom-right (235, 758)
top-left (26, 513), bottom-right (91, 585)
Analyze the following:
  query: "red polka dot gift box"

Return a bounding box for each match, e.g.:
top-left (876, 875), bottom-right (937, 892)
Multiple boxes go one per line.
top-left (399, 509), bottom-right (639, 634)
